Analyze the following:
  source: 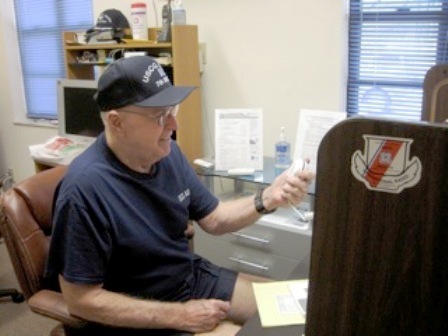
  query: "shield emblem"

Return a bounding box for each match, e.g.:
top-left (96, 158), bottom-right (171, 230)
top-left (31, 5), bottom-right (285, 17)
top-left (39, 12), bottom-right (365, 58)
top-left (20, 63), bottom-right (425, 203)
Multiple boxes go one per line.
top-left (351, 135), bottom-right (422, 193)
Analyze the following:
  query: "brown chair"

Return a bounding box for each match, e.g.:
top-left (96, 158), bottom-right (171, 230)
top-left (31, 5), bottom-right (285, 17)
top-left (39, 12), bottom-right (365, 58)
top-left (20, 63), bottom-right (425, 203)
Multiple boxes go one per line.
top-left (0, 164), bottom-right (198, 335)
top-left (0, 286), bottom-right (24, 303)
top-left (421, 64), bottom-right (448, 122)
top-left (0, 174), bottom-right (24, 303)
top-left (0, 165), bottom-right (86, 335)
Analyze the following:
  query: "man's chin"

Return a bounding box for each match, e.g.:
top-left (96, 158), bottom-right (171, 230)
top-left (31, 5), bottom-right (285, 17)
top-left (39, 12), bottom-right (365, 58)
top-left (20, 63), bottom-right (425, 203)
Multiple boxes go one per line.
top-left (159, 139), bottom-right (172, 154)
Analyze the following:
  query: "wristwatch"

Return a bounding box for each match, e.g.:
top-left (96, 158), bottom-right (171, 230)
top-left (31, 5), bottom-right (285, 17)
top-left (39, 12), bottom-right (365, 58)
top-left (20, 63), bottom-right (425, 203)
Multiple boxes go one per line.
top-left (254, 188), bottom-right (276, 214)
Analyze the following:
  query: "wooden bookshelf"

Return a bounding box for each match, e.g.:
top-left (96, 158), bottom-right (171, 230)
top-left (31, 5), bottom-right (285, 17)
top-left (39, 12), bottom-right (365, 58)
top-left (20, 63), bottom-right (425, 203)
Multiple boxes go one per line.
top-left (62, 25), bottom-right (203, 163)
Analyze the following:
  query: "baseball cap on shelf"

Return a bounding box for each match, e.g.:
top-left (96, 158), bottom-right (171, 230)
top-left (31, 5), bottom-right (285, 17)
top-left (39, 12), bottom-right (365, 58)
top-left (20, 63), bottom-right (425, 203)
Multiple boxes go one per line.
top-left (85, 9), bottom-right (130, 42)
top-left (94, 56), bottom-right (196, 111)
top-left (88, 9), bottom-right (130, 31)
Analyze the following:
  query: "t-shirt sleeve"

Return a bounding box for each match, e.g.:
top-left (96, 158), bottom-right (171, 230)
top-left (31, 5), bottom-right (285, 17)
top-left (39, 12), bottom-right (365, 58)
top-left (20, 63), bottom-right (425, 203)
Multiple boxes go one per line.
top-left (172, 145), bottom-right (219, 221)
top-left (46, 185), bottom-right (113, 285)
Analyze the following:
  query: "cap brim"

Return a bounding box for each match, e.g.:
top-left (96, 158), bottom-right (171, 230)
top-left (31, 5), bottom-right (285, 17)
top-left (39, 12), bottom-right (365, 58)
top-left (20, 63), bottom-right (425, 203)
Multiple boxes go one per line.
top-left (134, 86), bottom-right (196, 107)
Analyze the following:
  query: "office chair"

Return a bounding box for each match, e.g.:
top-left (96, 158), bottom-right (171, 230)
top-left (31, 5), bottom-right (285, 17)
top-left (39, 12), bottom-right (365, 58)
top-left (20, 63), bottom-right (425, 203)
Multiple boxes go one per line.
top-left (0, 284), bottom-right (24, 302)
top-left (0, 173), bottom-right (25, 303)
top-left (421, 64), bottom-right (448, 122)
top-left (306, 118), bottom-right (448, 335)
top-left (0, 281), bottom-right (24, 303)
top-left (0, 165), bottom-right (86, 335)
top-left (0, 164), bottom-right (205, 335)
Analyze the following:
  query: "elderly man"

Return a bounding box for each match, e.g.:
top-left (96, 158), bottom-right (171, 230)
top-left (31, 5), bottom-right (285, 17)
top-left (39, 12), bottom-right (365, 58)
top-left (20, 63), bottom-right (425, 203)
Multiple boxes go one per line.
top-left (45, 56), bottom-right (313, 336)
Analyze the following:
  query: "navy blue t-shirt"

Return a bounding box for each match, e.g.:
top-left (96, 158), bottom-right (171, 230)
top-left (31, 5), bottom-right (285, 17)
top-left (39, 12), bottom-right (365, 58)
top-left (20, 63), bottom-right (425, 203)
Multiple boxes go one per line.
top-left (45, 134), bottom-right (219, 301)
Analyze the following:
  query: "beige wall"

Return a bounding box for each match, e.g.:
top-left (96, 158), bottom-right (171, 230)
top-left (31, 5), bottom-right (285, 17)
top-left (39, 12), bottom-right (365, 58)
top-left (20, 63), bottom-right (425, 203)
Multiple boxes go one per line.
top-left (0, 0), bottom-right (347, 182)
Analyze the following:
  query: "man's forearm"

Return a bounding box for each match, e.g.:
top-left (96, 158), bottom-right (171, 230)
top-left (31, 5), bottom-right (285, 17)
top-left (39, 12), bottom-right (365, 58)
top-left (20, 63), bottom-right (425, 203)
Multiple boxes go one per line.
top-left (199, 194), bottom-right (262, 235)
top-left (60, 275), bottom-right (230, 333)
top-left (198, 169), bottom-right (313, 235)
top-left (61, 278), bottom-right (185, 329)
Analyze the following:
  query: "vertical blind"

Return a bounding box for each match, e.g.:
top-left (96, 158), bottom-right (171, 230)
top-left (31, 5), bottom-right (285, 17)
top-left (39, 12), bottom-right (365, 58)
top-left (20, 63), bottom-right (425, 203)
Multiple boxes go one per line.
top-left (14, 0), bottom-right (93, 119)
top-left (348, 0), bottom-right (448, 121)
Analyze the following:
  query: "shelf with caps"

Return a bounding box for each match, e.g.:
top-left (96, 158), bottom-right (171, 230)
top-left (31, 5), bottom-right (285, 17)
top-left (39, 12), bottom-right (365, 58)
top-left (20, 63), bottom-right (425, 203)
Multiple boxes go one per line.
top-left (64, 39), bottom-right (172, 51)
top-left (61, 25), bottom-right (203, 164)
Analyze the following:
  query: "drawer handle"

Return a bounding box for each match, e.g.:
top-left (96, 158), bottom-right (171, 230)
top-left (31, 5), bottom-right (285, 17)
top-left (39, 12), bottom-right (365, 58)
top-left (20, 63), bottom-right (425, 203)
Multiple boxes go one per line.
top-left (230, 232), bottom-right (270, 245)
top-left (229, 257), bottom-right (269, 272)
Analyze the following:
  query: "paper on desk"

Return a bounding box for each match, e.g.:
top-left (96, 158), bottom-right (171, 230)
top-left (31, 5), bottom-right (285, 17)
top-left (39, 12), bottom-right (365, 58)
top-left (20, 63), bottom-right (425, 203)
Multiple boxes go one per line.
top-left (288, 280), bottom-right (308, 316)
top-left (214, 108), bottom-right (263, 171)
top-left (253, 279), bottom-right (308, 327)
top-left (293, 109), bottom-right (346, 194)
top-left (29, 136), bottom-right (87, 165)
top-left (294, 109), bottom-right (346, 174)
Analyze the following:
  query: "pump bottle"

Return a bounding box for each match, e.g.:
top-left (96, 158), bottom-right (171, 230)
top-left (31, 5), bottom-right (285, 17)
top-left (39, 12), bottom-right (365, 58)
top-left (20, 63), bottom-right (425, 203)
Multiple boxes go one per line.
top-left (275, 127), bottom-right (291, 174)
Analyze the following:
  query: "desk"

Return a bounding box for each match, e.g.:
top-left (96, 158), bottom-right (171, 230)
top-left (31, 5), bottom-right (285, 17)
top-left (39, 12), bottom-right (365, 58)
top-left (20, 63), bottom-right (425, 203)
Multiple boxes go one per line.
top-left (194, 158), bottom-right (314, 280)
top-left (236, 255), bottom-right (309, 336)
top-left (33, 158), bottom-right (60, 173)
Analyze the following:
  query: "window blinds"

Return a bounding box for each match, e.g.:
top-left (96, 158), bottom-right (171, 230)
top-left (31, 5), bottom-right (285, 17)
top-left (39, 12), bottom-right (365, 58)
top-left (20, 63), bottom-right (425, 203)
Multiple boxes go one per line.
top-left (13, 0), bottom-right (93, 119)
top-left (348, 0), bottom-right (448, 121)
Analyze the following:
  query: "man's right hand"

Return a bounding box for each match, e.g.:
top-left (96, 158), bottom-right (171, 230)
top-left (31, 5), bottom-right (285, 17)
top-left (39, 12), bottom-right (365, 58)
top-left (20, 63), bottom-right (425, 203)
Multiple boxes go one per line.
top-left (180, 299), bottom-right (231, 333)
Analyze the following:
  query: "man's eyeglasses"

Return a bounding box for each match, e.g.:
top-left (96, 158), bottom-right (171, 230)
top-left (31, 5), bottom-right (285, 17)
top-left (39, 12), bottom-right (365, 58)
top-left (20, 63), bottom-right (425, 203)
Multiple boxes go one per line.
top-left (118, 105), bottom-right (179, 126)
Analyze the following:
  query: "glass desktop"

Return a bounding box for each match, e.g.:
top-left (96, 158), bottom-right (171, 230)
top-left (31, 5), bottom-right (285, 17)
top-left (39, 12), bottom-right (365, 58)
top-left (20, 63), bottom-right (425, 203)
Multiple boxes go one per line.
top-left (195, 157), bottom-right (280, 186)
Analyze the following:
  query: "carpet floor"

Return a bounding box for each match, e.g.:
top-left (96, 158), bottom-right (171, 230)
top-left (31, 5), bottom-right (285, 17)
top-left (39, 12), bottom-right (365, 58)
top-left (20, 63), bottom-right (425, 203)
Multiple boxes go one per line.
top-left (0, 240), bottom-right (59, 336)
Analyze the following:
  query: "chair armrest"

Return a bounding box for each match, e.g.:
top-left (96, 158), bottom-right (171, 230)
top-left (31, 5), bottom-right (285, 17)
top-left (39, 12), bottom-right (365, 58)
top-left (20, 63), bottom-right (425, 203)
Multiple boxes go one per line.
top-left (28, 289), bottom-right (87, 328)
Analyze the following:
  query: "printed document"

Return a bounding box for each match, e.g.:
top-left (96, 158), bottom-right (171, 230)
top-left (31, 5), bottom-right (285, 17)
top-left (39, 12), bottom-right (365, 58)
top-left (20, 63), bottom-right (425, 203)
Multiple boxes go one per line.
top-left (294, 109), bottom-right (346, 193)
top-left (294, 109), bottom-right (346, 173)
top-left (253, 279), bottom-right (308, 327)
top-left (215, 109), bottom-right (263, 171)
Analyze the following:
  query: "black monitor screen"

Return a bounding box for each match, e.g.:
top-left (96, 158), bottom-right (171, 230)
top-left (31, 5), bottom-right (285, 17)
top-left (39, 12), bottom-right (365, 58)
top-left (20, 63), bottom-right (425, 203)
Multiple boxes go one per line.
top-left (64, 86), bottom-right (104, 138)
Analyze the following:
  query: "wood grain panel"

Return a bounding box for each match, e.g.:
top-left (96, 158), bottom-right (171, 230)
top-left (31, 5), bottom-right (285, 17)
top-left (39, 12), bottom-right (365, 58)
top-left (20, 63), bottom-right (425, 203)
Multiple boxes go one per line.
top-left (306, 118), bottom-right (448, 335)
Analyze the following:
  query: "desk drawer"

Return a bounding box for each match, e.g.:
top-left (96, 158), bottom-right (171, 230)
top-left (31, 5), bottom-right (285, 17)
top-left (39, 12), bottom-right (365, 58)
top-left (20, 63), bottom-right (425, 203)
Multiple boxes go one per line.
top-left (195, 235), bottom-right (306, 280)
top-left (218, 223), bottom-right (311, 260)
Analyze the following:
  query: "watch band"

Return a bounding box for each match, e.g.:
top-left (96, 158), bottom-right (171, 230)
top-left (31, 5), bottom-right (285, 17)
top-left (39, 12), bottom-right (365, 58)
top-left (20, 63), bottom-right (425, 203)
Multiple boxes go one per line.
top-left (254, 188), bottom-right (276, 214)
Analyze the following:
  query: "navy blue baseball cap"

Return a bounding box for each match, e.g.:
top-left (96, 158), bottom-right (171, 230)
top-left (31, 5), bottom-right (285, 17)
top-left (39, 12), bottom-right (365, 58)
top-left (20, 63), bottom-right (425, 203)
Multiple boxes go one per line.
top-left (94, 56), bottom-right (195, 111)
top-left (86, 9), bottom-right (130, 33)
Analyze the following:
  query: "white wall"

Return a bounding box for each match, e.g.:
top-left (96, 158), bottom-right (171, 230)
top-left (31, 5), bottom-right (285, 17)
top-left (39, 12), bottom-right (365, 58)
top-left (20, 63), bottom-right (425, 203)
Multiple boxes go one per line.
top-left (0, 0), bottom-right (347, 182)
top-left (95, 0), bottom-right (348, 157)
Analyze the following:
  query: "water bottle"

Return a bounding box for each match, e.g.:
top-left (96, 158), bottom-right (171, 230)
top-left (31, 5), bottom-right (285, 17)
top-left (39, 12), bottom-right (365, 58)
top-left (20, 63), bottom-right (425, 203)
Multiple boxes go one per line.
top-left (171, 0), bottom-right (186, 25)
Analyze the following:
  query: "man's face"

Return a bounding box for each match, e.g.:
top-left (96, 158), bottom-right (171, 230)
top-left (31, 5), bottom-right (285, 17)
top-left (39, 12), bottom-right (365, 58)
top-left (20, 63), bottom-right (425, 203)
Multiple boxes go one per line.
top-left (116, 105), bottom-right (179, 161)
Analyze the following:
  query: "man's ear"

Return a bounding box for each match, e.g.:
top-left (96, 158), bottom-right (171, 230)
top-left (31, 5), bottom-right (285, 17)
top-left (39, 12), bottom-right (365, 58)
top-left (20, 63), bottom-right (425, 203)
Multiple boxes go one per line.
top-left (107, 110), bottom-right (125, 134)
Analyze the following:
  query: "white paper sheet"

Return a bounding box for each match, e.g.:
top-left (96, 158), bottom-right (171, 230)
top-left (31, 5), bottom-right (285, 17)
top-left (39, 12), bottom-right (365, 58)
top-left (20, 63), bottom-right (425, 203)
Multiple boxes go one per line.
top-left (293, 109), bottom-right (346, 173)
top-left (288, 280), bottom-right (309, 316)
top-left (253, 280), bottom-right (308, 327)
top-left (215, 108), bottom-right (263, 171)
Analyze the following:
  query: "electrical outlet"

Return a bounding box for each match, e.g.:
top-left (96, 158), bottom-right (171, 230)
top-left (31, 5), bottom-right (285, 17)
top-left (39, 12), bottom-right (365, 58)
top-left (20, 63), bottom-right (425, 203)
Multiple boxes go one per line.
top-left (199, 43), bottom-right (207, 65)
top-left (6, 168), bottom-right (14, 183)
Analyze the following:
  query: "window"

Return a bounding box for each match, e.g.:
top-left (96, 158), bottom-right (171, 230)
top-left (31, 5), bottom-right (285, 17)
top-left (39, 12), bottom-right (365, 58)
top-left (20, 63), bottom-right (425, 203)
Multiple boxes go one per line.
top-left (14, 0), bottom-right (93, 120)
top-left (348, 0), bottom-right (448, 121)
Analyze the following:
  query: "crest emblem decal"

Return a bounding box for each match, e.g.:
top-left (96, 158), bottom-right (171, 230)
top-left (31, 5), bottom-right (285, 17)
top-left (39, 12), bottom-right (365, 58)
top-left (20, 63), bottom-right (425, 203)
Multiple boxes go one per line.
top-left (351, 135), bottom-right (422, 193)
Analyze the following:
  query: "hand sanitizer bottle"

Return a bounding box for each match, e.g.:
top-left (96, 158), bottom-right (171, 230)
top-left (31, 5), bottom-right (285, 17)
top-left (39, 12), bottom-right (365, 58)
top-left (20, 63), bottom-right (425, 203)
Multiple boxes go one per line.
top-left (275, 127), bottom-right (291, 175)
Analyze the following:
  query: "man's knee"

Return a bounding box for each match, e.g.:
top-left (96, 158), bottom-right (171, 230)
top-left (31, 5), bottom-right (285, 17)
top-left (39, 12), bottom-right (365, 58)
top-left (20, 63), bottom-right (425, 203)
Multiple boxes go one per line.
top-left (227, 273), bottom-right (270, 324)
top-left (194, 320), bottom-right (241, 336)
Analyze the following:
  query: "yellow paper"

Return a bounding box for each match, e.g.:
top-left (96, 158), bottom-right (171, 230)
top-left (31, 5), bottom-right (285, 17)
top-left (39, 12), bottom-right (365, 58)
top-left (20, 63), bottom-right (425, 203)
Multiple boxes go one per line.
top-left (252, 279), bottom-right (308, 328)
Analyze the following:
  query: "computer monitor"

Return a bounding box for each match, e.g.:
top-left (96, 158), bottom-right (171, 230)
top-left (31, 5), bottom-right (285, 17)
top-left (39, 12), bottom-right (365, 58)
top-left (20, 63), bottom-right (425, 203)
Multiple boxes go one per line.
top-left (57, 79), bottom-right (104, 144)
